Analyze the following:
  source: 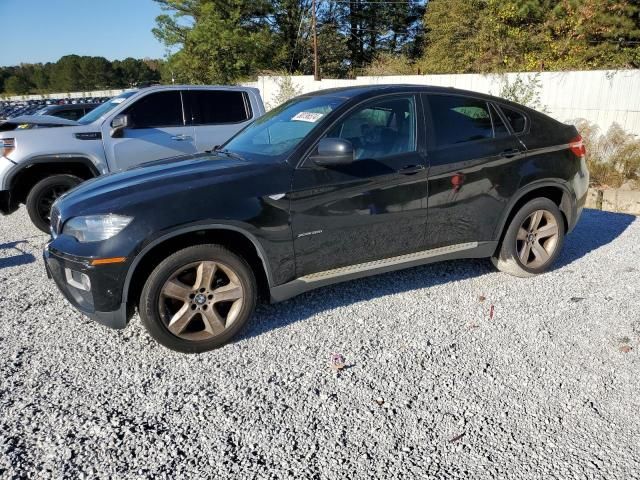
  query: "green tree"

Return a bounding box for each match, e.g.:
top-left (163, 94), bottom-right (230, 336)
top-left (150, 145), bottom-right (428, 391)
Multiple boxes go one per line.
top-left (4, 75), bottom-right (32, 94)
top-left (420, 0), bottom-right (640, 73)
top-left (153, 0), bottom-right (275, 84)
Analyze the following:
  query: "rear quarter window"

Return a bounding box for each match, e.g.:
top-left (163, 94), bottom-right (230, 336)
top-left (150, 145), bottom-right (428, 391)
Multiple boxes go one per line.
top-left (500, 106), bottom-right (527, 133)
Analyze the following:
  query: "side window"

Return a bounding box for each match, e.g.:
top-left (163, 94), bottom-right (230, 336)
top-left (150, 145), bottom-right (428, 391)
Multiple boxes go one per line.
top-left (428, 95), bottom-right (494, 146)
top-left (189, 90), bottom-right (251, 125)
top-left (124, 91), bottom-right (184, 129)
top-left (501, 106), bottom-right (527, 133)
top-left (327, 96), bottom-right (416, 160)
top-left (490, 104), bottom-right (510, 138)
top-left (55, 109), bottom-right (82, 120)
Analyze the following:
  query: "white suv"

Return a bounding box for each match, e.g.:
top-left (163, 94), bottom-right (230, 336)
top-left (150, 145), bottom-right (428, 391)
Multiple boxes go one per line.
top-left (0, 85), bottom-right (265, 231)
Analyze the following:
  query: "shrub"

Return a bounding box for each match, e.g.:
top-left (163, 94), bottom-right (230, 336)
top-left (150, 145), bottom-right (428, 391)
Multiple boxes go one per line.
top-left (267, 73), bottom-right (303, 109)
top-left (361, 54), bottom-right (416, 76)
top-left (496, 73), bottom-right (547, 112)
top-left (575, 119), bottom-right (640, 188)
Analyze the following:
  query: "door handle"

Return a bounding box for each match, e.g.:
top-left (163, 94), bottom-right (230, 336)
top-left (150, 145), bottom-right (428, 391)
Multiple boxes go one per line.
top-left (171, 134), bottom-right (193, 141)
top-left (500, 148), bottom-right (521, 158)
top-left (398, 164), bottom-right (425, 175)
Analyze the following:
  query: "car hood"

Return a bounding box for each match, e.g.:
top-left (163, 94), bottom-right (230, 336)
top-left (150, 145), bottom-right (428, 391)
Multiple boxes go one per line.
top-left (3, 114), bottom-right (79, 127)
top-left (55, 152), bottom-right (279, 219)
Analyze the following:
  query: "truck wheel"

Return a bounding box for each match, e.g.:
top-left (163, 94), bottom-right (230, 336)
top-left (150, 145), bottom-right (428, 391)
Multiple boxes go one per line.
top-left (491, 197), bottom-right (565, 277)
top-left (26, 174), bottom-right (82, 233)
top-left (140, 244), bottom-right (257, 353)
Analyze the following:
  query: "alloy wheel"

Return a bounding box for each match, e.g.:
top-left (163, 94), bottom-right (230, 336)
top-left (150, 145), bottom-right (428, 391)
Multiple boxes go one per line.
top-left (158, 260), bottom-right (245, 341)
top-left (516, 209), bottom-right (559, 269)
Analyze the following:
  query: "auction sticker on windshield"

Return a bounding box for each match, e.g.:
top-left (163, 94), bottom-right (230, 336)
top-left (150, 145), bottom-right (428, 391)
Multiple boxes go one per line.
top-left (292, 112), bottom-right (324, 122)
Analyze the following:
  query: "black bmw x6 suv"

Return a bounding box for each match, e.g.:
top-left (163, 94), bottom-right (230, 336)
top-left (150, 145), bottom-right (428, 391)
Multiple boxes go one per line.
top-left (45, 85), bottom-right (588, 352)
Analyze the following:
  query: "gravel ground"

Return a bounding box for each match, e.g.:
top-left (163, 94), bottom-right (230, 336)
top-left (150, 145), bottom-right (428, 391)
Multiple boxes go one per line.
top-left (0, 206), bottom-right (639, 479)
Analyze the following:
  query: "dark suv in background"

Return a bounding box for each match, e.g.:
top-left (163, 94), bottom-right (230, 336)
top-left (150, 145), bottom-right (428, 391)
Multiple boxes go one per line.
top-left (44, 85), bottom-right (588, 353)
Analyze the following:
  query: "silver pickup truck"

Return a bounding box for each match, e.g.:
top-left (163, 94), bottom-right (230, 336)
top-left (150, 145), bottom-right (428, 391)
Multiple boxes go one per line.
top-left (0, 85), bottom-right (265, 231)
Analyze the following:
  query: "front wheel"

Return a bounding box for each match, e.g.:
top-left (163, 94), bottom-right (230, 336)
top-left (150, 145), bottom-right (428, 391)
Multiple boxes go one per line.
top-left (140, 244), bottom-right (257, 353)
top-left (492, 197), bottom-right (565, 277)
top-left (26, 174), bottom-right (82, 233)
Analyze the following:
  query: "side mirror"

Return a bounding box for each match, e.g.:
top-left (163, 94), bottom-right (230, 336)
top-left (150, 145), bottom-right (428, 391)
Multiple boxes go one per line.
top-left (310, 138), bottom-right (355, 166)
top-left (110, 113), bottom-right (130, 138)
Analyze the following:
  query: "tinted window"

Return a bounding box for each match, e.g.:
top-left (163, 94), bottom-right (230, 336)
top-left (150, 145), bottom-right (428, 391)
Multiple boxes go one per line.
top-left (189, 90), bottom-right (250, 124)
top-left (327, 96), bottom-right (416, 160)
top-left (429, 95), bottom-right (493, 146)
top-left (501, 106), bottom-right (527, 133)
top-left (490, 104), bottom-right (509, 138)
top-left (55, 108), bottom-right (84, 121)
top-left (124, 91), bottom-right (184, 128)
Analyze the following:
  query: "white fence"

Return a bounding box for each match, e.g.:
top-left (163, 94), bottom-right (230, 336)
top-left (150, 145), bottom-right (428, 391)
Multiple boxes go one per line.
top-left (245, 70), bottom-right (640, 136)
top-left (4, 70), bottom-right (639, 135)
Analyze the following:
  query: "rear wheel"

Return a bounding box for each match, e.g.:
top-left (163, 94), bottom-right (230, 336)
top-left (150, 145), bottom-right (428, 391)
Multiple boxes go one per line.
top-left (26, 174), bottom-right (82, 233)
top-left (140, 244), bottom-right (257, 353)
top-left (492, 197), bottom-right (565, 277)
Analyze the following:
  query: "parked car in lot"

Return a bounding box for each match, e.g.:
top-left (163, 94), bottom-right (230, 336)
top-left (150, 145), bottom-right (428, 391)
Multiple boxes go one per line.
top-left (0, 85), bottom-right (265, 232)
top-left (44, 85), bottom-right (588, 353)
top-left (0, 104), bottom-right (102, 132)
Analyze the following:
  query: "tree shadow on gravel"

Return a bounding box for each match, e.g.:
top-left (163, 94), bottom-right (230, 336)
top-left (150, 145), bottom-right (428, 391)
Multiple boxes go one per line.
top-left (242, 208), bottom-right (635, 342)
top-left (0, 240), bottom-right (36, 270)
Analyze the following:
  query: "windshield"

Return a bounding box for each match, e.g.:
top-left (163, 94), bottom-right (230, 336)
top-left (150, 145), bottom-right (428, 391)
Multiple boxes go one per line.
top-left (223, 95), bottom-right (346, 161)
top-left (77, 91), bottom-right (137, 125)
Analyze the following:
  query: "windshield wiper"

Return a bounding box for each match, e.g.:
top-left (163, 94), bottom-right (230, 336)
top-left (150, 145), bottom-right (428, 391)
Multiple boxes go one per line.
top-left (212, 147), bottom-right (245, 161)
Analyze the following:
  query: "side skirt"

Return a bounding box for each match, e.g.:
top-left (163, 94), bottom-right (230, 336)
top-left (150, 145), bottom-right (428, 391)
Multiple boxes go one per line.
top-left (269, 241), bottom-right (497, 303)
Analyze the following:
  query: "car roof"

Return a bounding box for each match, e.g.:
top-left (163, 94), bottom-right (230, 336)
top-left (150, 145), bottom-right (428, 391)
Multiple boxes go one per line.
top-left (136, 84), bottom-right (261, 94)
top-left (298, 84), bottom-right (516, 106)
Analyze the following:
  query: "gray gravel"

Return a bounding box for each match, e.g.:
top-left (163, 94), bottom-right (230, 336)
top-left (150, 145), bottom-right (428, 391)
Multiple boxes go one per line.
top-left (1, 206), bottom-right (639, 479)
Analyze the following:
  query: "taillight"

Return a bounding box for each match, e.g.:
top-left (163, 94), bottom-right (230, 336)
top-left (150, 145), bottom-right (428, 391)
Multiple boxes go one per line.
top-left (0, 138), bottom-right (15, 158)
top-left (569, 135), bottom-right (586, 158)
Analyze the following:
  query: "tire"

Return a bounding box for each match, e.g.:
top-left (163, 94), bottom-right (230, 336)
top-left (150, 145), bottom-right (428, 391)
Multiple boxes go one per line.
top-left (491, 197), bottom-right (565, 278)
top-left (140, 244), bottom-right (257, 353)
top-left (26, 174), bottom-right (82, 233)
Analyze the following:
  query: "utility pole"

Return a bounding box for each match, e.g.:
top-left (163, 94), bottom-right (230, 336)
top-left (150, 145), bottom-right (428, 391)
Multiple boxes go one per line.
top-left (312, 0), bottom-right (320, 81)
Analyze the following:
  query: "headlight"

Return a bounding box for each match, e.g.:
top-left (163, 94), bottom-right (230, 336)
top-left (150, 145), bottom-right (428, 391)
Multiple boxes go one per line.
top-left (62, 214), bottom-right (132, 242)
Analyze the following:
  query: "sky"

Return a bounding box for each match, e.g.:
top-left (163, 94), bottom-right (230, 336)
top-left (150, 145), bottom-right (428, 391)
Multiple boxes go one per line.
top-left (0, 0), bottom-right (168, 66)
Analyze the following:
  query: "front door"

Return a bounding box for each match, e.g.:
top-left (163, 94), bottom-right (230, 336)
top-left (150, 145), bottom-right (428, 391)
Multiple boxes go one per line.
top-left (103, 90), bottom-right (197, 171)
top-left (290, 94), bottom-right (428, 277)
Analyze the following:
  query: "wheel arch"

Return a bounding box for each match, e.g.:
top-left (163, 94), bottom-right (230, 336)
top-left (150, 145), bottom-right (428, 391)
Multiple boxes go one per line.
top-left (7, 155), bottom-right (100, 205)
top-left (494, 181), bottom-right (574, 248)
top-left (122, 225), bottom-right (274, 314)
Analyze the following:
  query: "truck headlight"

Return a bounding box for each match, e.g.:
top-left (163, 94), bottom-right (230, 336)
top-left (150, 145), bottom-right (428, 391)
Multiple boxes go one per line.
top-left (63, 214), bottom-right (132, 242)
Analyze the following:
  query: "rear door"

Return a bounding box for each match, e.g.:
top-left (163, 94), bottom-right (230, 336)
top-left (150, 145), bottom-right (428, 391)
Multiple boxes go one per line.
top-left (186, 89), bottom-right (254, 151)
top-left (423, 93), bottom-right (525, 249)
top-left (103, 90), bottom-right (197, 171)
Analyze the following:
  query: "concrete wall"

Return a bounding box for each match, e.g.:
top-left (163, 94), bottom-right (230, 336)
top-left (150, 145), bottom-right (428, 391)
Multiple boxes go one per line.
top-left (4, 69), bottom-right (639, 135)
top-left (586, 188), bottom-right (640, 215)
top-left (245, 70), bottom-right (640, 135)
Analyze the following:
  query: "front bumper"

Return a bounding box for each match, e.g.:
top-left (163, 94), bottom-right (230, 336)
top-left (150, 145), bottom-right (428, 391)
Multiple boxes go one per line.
top-left (43, 242), bottom-right (129, 329)
top-left (0, 189), bottom-right (12, 214)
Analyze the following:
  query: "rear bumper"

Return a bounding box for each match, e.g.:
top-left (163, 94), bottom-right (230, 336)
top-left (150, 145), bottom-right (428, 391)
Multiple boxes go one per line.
top-left (566, 156), bottom-right (589, 233)
top-left (43, 242), bottom-right (129, 329)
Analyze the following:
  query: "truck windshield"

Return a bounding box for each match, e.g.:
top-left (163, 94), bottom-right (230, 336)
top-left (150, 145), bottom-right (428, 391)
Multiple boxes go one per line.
top-left (77, 91), bottom-right (137, 125)
top-left (222, 95), bottom-right (345, 162)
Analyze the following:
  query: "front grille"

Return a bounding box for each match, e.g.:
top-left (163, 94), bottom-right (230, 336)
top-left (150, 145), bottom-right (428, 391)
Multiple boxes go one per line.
top-left (50, 207), bottom-right (61, 237)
